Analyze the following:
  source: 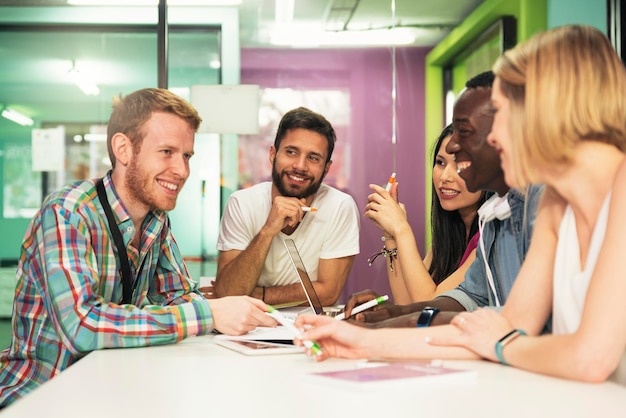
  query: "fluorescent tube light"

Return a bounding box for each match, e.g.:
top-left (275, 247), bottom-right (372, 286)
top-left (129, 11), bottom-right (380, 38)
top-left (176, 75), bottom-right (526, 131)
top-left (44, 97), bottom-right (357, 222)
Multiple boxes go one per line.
top-left (68, 66), bottom-right (100, 96)
top-left (67, 0), bottom-right (242, 5)
top-left (271, 27), bottom-right (418, 47)
top-left (2, 108), bottom-right (34, 126)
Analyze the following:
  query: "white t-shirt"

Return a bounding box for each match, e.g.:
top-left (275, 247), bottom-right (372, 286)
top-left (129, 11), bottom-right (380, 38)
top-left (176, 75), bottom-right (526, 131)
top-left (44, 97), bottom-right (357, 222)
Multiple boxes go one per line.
top-left (217, 182), bottom-right (360, 287)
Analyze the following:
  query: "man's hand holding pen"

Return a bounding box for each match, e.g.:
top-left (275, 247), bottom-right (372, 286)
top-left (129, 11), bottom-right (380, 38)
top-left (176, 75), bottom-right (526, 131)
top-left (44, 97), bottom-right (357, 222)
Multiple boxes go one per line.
top-left (264, 196), bottom-right (309, 233)
top-left (342, 289), bottom-right (395, 323)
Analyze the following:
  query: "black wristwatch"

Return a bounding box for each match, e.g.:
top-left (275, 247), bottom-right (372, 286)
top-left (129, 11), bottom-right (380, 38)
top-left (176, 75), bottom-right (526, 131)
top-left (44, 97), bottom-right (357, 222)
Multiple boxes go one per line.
top-left (416, 307), bottom-right (440, 328)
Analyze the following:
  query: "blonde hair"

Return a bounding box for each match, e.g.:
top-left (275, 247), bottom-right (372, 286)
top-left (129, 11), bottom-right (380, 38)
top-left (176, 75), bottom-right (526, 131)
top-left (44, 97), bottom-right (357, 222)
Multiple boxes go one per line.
top-left (106, 88), bottom-right (202, 168)
top-left (493, 25), bottom-right (626, 187)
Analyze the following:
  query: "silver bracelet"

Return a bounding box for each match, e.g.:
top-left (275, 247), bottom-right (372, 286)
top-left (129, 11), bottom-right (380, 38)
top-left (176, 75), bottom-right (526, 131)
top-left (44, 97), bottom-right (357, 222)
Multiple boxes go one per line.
top-left (367, 247), bottom-right (398, 272)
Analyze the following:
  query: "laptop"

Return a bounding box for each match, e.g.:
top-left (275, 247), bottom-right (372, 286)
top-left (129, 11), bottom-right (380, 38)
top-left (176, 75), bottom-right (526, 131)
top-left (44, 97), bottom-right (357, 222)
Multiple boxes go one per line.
top-left (281, 238), bottom-right (342, 318)
top-left (214, 239), bottom-right (337, 355)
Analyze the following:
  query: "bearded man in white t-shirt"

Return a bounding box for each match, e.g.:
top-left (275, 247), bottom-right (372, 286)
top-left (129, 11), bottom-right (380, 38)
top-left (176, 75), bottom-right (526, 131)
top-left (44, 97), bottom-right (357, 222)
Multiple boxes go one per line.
top-left (211, 107), bottom-right (360, 306)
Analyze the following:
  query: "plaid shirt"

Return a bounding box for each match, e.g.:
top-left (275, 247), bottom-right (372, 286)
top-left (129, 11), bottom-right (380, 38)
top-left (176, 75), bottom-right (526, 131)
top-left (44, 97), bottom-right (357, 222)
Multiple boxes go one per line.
top-left (0, 173), bottom-right (213, 406)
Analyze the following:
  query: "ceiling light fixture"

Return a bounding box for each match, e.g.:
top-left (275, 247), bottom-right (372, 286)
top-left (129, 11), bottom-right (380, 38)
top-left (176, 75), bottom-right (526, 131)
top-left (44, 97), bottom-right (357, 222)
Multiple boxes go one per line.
top-left (67, 0), bottom-right (242, 5)
top-left (1, 108), bottom-right (34, 126)
top-left (68, 62), bottom-right (100, 96)
top-left (270, 27), bottom-right (418, 48)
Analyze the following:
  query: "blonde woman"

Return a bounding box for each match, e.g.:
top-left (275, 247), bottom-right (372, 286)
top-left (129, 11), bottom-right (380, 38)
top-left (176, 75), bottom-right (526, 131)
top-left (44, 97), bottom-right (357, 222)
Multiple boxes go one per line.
top-left (438, 24), bottom-right (626, 383)
top-left (296, 25), bottom-right (626, 383)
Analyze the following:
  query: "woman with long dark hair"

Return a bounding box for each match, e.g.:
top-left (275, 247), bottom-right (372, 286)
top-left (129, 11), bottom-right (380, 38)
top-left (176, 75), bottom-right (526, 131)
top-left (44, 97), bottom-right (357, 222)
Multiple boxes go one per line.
top-left (365, 124), bottom-right (485, 303)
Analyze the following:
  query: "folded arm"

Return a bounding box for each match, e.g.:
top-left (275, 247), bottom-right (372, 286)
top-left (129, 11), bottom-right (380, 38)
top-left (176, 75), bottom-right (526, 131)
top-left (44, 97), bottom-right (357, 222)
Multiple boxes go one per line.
top-left (431, 185), bottom-right (626, 382)
top-left (495, 177), bottom-right (626, 382)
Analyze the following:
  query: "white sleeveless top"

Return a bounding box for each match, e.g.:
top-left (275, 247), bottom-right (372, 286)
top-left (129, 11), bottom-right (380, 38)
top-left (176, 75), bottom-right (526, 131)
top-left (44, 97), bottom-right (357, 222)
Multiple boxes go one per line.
top-left (552, 194), bottom-right (626, 384)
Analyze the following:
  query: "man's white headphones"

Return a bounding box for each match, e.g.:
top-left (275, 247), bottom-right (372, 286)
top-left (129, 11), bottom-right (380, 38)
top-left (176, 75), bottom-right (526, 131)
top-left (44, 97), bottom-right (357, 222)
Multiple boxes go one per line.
top-left (478, 194), bottom-right (511, 222)
top-left (477, 192), bottom-right (511, 307)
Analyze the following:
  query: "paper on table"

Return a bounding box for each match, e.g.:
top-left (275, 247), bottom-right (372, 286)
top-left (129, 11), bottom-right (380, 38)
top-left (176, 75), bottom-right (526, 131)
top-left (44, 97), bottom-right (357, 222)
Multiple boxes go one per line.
top-left (305, 361), bottom-right (476, 390)
top-left (214, 326), bottom-right (297, 343)
top-left (213, 325), bottom-right (305, 355)
top-left (214, 336), bottom-right (304, 356)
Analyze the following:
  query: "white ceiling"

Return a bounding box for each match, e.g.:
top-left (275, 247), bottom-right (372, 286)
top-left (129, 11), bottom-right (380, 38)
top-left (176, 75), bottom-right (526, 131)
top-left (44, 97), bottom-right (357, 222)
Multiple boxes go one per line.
top-left (0, 0), bottom-right (484, 129)
top-left (0, 0), bottom-right (485, 47)
top-left (238, 0), bottom-right (484, 47)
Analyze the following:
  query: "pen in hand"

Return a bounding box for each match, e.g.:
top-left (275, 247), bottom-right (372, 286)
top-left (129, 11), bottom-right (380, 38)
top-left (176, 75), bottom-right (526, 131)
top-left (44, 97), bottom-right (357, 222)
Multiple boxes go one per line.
top-left (335, 295), bottom-right (390, 321)
top-left (385, 173), bottom-right (397, 192)
top-left (266, 305), bottom-right (323, 356)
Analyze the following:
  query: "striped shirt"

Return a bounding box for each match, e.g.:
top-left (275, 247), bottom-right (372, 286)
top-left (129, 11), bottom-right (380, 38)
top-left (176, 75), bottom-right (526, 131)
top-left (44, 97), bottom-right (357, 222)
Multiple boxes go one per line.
top-left (0, 173), bottom-right (213, 407)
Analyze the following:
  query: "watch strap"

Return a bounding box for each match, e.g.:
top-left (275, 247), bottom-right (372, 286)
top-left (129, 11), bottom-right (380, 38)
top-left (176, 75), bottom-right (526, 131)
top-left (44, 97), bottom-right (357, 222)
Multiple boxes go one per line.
top-left (495, 328), bottom-right (527, 366)
top-left (416, 307), bottom-right (439, 328)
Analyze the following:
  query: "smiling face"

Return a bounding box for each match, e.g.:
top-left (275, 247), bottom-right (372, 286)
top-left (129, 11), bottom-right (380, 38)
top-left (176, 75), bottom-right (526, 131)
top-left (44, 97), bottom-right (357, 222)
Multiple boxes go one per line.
top-left (487, 77), bottom-right (519, 189)
top-left (122, 112), bottom-right (195, 214)
top-left (446, 86), bottom-right (509, 196)
top-left (433, 135), bottom-right (483, 215)
top-left (270, 128), bottom-right (331, 199)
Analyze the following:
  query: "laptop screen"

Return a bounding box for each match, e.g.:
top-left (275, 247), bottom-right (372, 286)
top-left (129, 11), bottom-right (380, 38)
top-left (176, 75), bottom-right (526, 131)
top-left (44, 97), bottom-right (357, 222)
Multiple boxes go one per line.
top-left (282, 239), bottom-right (325, 315)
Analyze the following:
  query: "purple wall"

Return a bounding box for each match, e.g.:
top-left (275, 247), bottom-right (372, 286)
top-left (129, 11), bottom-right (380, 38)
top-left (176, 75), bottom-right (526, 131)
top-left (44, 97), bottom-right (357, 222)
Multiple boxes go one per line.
top-left (241, 47), bottom-right (430, 303)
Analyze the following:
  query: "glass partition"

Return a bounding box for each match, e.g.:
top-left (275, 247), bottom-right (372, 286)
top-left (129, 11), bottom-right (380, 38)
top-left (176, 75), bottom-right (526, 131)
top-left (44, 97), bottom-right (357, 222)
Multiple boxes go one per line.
top-left (167, 28), bottom-right (221, 264)
top-left (0, 28), bottom-right (159, 215)
top-left (0, 14), bottom-right (224, 265)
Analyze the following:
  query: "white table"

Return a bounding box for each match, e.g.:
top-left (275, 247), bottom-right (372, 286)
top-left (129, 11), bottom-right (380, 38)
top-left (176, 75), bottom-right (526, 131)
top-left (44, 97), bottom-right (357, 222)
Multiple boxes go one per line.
top-left (3, 335), bottom-right (626, 417)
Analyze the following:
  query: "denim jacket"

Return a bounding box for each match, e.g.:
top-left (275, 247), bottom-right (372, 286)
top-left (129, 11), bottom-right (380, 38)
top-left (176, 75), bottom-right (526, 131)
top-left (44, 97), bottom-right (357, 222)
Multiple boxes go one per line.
top-left (439, 185), bottom-right (544, 311)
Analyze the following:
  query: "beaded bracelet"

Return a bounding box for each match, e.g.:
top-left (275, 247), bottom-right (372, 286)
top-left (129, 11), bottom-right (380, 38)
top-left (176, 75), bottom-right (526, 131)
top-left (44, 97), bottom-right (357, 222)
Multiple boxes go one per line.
top-left (367, 247), bottom-right (398, 272)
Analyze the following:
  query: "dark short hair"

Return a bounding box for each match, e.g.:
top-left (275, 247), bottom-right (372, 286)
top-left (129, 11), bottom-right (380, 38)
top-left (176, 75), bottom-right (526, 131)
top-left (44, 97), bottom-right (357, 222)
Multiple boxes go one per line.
top-left (273, 107), bottom-right (336, 163)
top-left (466, 71), bottom-right (495, 89)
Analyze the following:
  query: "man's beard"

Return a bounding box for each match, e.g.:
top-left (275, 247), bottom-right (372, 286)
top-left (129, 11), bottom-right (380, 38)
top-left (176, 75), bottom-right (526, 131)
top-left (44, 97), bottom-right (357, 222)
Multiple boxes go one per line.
top-left (271, 160), bottom-right (324, 199)
top-left (125, 157), bottom-right (177, 212)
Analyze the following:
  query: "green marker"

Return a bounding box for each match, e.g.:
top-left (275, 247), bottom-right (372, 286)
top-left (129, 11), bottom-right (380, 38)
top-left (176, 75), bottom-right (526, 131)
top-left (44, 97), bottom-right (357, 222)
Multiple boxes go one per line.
top-left (334, 295), bottom-right (389, 321)
top-left (267, 305), bottom-right (323, 356)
